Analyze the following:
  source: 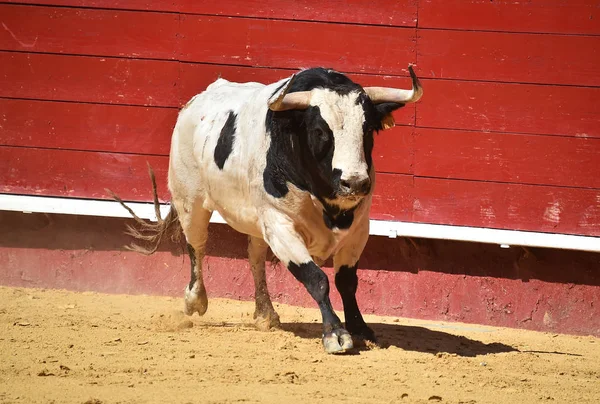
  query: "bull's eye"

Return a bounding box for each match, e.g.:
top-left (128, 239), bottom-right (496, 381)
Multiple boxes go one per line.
top-left (315, 128), bottom-right (327, 141)
top-left (311, 128), bottom-right (332, 160)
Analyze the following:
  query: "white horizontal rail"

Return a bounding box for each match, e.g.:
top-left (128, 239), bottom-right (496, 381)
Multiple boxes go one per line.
top-left (0, 194), bottom-right (225, 224)
top-left (0, 194), bottom-right (598, 253)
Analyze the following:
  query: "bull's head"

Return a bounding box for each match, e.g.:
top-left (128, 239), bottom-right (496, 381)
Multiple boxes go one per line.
top-left (266, 65), bottom-right (422, 209)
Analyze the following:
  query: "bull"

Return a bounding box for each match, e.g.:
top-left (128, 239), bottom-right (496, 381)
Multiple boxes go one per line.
top-left (115, 66), bottom-right (422, 353)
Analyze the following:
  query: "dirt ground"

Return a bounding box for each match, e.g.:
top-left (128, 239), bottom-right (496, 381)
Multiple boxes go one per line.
top-left (0, 287), bottom-right (598, 404)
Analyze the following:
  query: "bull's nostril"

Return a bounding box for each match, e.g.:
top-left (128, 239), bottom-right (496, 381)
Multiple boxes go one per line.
top-left (358, 178), bottom-right (371, 194)
top-left (340, 176), bottom-right (371, 195)
top-left (362, 180), bottom-right (371, 192)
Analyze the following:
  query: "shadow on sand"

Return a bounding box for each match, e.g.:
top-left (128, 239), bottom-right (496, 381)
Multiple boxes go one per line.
top-left (281, 322), bottom-right (517, 357)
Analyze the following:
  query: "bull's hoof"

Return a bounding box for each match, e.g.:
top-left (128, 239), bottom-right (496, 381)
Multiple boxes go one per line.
top-left (322, 328), bottom-right (353, 354)
top-left (253, 310), bottom-right (281, 331)
top-left (183, 285), bottom-right (208, 316)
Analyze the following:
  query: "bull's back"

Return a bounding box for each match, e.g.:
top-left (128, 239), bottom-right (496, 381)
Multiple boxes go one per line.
top-left (168, 79), bottom-right (272, 238)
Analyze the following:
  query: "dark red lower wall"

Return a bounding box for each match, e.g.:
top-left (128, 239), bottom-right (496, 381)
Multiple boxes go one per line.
top-left (1, 211), bottom-right (599, 336)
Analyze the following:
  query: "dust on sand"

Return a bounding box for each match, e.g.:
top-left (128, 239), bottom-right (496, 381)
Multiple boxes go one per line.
top-left (0, 286), bottom-right (598, 404)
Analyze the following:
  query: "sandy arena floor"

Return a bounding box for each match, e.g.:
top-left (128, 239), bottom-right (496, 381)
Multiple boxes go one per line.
top-left (0, 286), bottom-right (598, 404)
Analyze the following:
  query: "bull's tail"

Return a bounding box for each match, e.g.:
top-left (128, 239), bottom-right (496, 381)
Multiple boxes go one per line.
top-left (105, 163), bottom-right (181, 255)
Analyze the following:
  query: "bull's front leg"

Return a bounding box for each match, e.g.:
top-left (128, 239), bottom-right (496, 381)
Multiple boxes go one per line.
top-left (334, 263), bottom-right (376, 343)
top-left (333, 218), bottom-right (376, 343)
top-left (263, 216), bottom-right (353, 354)
top-left (287, 260), bottom-right (353, 353)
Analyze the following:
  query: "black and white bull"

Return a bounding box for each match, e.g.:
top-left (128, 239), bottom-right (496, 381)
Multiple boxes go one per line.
top-left (120, 66), bottom-right (422, 353)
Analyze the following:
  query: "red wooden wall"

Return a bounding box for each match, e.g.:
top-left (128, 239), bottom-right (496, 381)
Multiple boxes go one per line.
top-left (1, 1), bottom-right (599, 237)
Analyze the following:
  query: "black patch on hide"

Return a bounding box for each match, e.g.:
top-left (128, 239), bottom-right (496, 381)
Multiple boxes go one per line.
top-left (214, 111), bottom-right (237, 170)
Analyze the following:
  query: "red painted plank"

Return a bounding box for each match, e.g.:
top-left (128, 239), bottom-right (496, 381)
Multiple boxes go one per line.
top-left (179, 15), bottom-right (416, 74)
top-left (180, 63), bottom-right (420, 98)
top-left (418, 0), bottom-right (600, 35)
top-left (179, 63), bottom-right (417, 125)
top-left (412, 178), bottom-right (600, 237)
top-left (0, 4), bottom-right (178, 59)
top-left (178, 63), bottom-right (291, 104)
top-left (0, 52), bottom-right (179, 106)
top-left (0, 146), bottom-right (170, 202)
top-left (0, 1), bottom-right (179, 12)
top-left (2, 146), bottom-right (599, 236)
top-left (418, 30), bottom-right (600, 87)
top-left (0, 52), bottom-right (417, 119)
top-left (0, 97), bottom-right (413, 171)
top-left (370, 173), bottom-right (414, 222)
top-left (417, 79), bottom-right (600, 138)
top-left (176, 0), bottom-right (418, 27)
top-left (0, 146), bottom-right (415, 220)
top-left (414, 128), bottom-right (600, 189)
top-left (0, 147), bottom-right (415, 206)
top-left (372, 126), bottom-right (413, 175)
top-left (2, 0), bottom-right (418, 26)
top-left (0, 99), bottom-right (175, 155)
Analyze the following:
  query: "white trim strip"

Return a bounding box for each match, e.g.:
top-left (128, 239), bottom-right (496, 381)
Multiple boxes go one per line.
top-left (0, 194), bottom-right (227, 224)
top-left (368, 220), bottom-right (599, 253)
top-left (1, 194), bottom-right (598, 252)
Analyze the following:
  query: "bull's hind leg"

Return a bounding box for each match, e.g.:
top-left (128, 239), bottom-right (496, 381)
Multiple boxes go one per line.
top-left (248, 236), bottom-right (280, 330)
top-left (176, 199), bottom-right (212, 316)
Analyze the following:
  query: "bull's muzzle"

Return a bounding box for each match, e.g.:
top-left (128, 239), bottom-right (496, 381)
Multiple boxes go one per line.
top-left (339, 175), bottom-right (371, 197)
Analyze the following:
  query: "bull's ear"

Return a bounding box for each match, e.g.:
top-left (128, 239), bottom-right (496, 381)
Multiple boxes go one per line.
top-left (381, 114), bottom-right (395, 130)
top-left (376, 102), bottom-right (403, 131)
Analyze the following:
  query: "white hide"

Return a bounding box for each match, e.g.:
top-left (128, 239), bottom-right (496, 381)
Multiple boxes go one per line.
top-left (310, 90), bottom-right (369, 185)
top-left (168, 76), bottom-right (372, 269)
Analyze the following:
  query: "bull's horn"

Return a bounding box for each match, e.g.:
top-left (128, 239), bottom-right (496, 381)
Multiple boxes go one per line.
top-left (268, 74), bottom-right (312, 111)
top-left (364, 65), bottom-right (423, 104)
